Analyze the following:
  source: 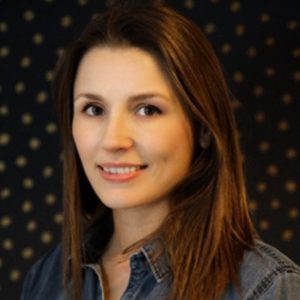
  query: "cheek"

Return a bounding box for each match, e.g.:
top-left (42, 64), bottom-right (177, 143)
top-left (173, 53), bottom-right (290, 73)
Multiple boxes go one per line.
top-left (72, 121), bottom-right (97, 161)
top-left (142, 122), bottom-right (193, 162)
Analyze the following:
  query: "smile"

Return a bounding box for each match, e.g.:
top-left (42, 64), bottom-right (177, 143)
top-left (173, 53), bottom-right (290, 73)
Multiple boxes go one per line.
top-left (98, 164), bottom-right (147, 182)
top-left (102, 166), bottom-right (143, 174)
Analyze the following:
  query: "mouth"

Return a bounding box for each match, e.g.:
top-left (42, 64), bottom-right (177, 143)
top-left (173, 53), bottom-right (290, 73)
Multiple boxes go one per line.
top-left (97, 163), bottom-right (148, 183)
top-left (99, 165), bottom-right (147, 174)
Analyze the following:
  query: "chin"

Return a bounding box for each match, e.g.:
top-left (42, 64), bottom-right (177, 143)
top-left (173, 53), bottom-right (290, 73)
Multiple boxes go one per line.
top-left (99, 195), bottom-right (157, 211)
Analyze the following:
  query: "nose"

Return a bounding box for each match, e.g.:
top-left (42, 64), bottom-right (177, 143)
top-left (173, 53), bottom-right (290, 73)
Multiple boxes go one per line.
top-left (100, 112), bottom-right (134, 152)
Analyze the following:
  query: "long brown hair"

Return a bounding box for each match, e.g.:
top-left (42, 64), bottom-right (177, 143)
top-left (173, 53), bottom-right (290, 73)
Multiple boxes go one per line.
top-left (53, 1), bottom-right (256, 299)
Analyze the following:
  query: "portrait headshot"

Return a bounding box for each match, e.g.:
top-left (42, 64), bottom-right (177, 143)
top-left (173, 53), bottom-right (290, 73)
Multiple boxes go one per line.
top-left (1, 0), bottom-right (299, 299)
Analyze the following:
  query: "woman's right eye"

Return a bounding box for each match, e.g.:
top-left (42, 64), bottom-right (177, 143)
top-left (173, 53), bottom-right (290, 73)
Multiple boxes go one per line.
top-left (83, 104), bottom-right (104, 116)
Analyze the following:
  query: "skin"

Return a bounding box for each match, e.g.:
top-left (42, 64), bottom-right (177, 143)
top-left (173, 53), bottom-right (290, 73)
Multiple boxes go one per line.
top-left (72, 46), bottom-right (194, 299)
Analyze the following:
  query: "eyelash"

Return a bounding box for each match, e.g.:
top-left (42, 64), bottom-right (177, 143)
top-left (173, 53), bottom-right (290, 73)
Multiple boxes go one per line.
top-left (136, 104), bottom-right (162, 116)
top-left (81, 103), bottom-right (162, 117)
top-left (82, 103), bottom-right (104, 116)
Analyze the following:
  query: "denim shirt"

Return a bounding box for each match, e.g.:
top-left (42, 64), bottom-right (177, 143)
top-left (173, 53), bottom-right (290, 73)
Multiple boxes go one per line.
top-left (20, 239), bottom-right (300, 300)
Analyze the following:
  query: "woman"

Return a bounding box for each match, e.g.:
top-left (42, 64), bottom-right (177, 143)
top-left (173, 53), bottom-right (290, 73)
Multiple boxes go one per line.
top-left (20, 1), bottom-right (300, 299)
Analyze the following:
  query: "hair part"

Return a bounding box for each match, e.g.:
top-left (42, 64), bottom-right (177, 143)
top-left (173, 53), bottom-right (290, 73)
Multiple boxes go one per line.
top-left (53, 2), bottom-right (256, 299)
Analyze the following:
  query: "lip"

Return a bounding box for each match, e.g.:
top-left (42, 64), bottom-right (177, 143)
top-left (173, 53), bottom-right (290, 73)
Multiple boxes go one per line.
top-left (98, 162), bottom-right (147, 183)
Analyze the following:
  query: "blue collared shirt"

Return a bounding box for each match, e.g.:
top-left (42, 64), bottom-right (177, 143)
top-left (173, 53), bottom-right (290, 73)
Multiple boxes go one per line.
top-left (20, 238), bottom-right (300, 299)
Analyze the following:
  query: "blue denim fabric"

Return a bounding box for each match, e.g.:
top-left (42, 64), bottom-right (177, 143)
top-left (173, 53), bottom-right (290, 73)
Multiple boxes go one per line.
top-left (20, 240), bottom-right (300, 299)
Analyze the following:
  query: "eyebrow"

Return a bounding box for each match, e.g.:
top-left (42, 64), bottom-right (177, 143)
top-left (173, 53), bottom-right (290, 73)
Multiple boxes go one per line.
top-left (74, 93), bottom-right (103, 102)
top-left (74, 92), bottom-right (171, 103)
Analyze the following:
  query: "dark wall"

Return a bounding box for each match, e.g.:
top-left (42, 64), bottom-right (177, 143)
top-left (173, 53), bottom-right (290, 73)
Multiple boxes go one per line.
top-left (1, 1), bottom-right (299, 299)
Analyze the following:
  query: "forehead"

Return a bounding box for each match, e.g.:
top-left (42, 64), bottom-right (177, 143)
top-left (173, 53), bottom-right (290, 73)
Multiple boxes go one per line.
top-left (74, 46), bottom-right (171, 92)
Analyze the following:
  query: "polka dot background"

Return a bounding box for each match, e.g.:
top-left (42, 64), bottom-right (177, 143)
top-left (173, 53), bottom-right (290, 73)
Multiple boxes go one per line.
top-left (0, 0), bottom-right (299, 298)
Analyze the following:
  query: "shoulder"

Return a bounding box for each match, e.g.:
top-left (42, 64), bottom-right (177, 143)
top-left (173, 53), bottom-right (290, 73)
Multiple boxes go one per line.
top-left (237, 240), bottom-right (300, 300)
top-left (20, 244), bottom-right (64, 300)
top-left (25, 244), bottom-right (63, 280)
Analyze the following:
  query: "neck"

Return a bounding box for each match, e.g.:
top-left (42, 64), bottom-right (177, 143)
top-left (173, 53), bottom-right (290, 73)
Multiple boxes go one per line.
top-left (106, 201), bottom-right (169, 257)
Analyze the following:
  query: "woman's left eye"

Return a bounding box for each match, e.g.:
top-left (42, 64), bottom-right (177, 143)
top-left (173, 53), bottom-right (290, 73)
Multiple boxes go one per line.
top-left (137, 105), bottom-right (161, 116)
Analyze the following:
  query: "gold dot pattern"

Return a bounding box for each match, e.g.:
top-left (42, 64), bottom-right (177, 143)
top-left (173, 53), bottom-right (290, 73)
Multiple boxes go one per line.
top-left (204, 22), bottom-right (216, 35)
top-left (247, 47), bottom-right (257, 58)
top-left (42, 166), bottom-right (54, 178)
top-left (0, 46), bottom-right (10, 57)
top-left (53, 212), bottom-right (63, 224)
top-left (270, 198), bottom-right (281, 210)
top-left (22, 177), bottom-right (35, 189)
top-left (60, 15), bottom-right (73, 28)
top-left (14, 82), bottom-right (26, 94)
top-left (1, 216), bottom-right (13, 228)
top-left (0, 105), bottom-right (9, 116)
top-left (28, 137), bottom-right (41, 150)
top-left (1, 1), bottom-right (299, 298)
top-left (230, 1), bottom-right (241, 13)
top-left (45, 193), bottom-right (57, 205)
top-left (1, 187), bottom-right (11, 199)
top-left (15, 155), bottom-right (28, 168)
top-left (266, 164), bottom-right (279, 177)
top-left (3, 239), bottom-right (14, 251)
top-left (0, 22), bottom-right (8, 32)
top-left (21, 200), bottom-right (33, 213)
top-left (285, 180), bottom-right (298, 193)
top-left (0, 161), bottom-right (7, 172)
top-left (221, 43), bottom-right (232, 55)
top-left (78, 0), bottom-right (89, 6)
top-left (289, 208), bottom-right (299, 219)
top-left (21, 247), bottom-right (35, 260)
top-left (265, 36), bottom-right (276, 46)
top-left (40, 231), bottom-right (53, 244)
top-left (286, 148), bottom-right (298, 160)
top-left (260, 13), bottom-right (271, 23)
top-left (21, 113), bottom-right (33, 125)
top-left (9, 269), bottom-right (21, 282)
top-left (23, 10), bottom-right (35, 22)
top-left (259, 219), bottom-right (270, 231)
top-left (0, 133), bottom-right (11, 146)
top-left (20, 56), bottom-right (32, 68)
top-left (32, 33), bottom-right (44, 45)
top-left (26, 220), bottom-right (38, 232)
top-left (184, 0), bottom-right (194, 9)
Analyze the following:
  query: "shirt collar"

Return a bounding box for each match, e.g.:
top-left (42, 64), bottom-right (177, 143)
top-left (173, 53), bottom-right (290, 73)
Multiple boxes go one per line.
top-left (140, 238), bottom-right (171, 283)
top-left (82, 213), bottom-right (171, 282)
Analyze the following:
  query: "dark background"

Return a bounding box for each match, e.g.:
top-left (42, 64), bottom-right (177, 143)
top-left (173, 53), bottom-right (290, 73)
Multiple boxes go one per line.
top-left (0, 0), bottom-right (299, 299)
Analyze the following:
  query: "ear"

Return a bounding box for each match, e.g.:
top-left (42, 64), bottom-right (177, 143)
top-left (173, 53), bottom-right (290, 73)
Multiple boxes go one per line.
top-left (199, 126), bottom-right (211, 149)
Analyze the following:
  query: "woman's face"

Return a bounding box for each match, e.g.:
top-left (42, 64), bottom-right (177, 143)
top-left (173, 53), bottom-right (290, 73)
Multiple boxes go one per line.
top-left (72, 46), bottom-right (193, 213)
